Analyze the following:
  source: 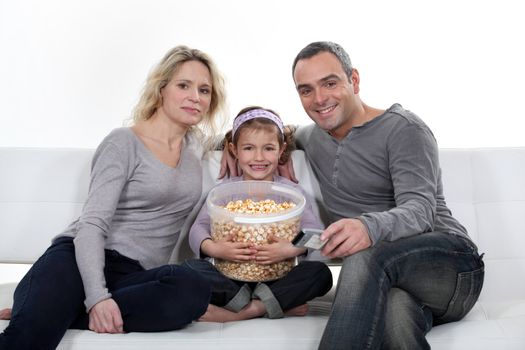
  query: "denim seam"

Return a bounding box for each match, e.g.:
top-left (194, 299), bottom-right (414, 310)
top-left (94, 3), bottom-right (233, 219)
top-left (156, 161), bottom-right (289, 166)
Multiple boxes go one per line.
top-left (382, 246), bottom-right (478, 272)
top-left (436, 266), bottom-right (484, 322)
top-left (364, 271), bottom-right (388, 349)
top-left (13, 246), bottom-right (56, 320)
top-left (11, 259), bottom-right (37, 321)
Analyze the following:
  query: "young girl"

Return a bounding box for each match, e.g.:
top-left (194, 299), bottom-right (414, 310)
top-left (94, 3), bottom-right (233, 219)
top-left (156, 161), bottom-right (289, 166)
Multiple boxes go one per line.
top-left (183, 106), bottom-right (333, 322)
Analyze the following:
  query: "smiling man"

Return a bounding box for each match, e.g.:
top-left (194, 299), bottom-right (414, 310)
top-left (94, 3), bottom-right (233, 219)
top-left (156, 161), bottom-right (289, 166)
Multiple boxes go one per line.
top-left (291, 41), bottom-right (485, 350)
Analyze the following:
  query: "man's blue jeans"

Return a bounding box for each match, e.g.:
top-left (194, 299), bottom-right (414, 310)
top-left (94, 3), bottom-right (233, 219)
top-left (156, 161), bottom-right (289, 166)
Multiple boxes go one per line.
top-left (318, 232), bottom-right (484, 350)
top-left (0, 237), bottom-right (211, 350)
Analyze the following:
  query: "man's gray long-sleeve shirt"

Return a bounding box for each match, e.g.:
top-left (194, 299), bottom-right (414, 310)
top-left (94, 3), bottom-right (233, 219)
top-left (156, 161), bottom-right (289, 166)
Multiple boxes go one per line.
top-left (296, 103), bottom-right (468, 244)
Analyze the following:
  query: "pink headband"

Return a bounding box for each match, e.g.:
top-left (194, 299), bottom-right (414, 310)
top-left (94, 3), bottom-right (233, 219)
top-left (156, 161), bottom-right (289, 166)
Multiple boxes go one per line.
top-left (232, 109), bottom-right (284, 139)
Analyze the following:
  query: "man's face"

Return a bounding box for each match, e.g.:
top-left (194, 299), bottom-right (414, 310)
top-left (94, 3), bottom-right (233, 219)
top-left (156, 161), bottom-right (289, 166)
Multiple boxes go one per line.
top-left (293, 52), bottom-right (358, 139)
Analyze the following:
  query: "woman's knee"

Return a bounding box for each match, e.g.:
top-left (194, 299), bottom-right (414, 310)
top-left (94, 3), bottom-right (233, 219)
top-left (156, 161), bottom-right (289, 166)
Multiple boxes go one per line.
top-left (152, 266), bottom-right (211, 323)
top-left (181, 258), bottom-right (213, 272)
top-left (164, 265), bottom-right (211, 300)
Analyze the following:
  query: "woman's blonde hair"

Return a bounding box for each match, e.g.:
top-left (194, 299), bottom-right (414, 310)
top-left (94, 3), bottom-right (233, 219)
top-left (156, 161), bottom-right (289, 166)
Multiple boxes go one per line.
top-left (132, 45), bottom-right (227, 148)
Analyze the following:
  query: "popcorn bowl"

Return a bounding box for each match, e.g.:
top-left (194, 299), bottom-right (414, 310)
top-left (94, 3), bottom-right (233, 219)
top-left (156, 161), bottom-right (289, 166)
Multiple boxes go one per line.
top-left (207, 180), bottom-right (306, 282)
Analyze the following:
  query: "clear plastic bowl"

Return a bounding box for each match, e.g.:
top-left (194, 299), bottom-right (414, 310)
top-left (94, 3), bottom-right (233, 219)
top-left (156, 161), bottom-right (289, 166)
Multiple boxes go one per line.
top-left (207, 180), bottom-right (305, 281)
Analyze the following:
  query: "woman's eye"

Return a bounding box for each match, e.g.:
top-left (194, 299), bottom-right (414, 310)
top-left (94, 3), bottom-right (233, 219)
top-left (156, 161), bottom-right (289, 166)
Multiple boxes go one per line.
top-left (177, 83), bottom-right (189, 89)
top-left (200, 88), bottom-right (211, 95)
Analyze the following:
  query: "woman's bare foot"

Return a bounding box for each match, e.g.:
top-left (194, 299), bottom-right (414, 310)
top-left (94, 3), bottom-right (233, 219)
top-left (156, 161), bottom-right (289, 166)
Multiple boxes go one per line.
top-left (284, 304), bottom-right (308, 317)
top-left (199, 300), bottom-right (266, 323)
top-left (198, 305), bottom-right (239, 322)
top-left (0, 308), bottom-right (12, 320)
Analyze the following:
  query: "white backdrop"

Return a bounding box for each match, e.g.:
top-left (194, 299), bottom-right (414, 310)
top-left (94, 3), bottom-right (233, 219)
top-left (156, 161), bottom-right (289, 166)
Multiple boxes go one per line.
top-left (1, 0), bottom-right (523, 149)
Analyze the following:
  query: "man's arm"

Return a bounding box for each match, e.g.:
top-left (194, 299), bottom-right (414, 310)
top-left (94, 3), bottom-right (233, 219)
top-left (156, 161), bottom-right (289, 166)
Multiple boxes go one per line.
top-left (320, 123), bottom-right (440, 258)
top-left (358, 124), bottom-right (440, 244)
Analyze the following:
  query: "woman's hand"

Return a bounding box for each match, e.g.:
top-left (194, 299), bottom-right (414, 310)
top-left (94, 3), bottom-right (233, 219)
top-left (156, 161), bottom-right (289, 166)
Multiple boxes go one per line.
top-left (218, 145), bottom-right (239, 179)
top-left (201, 237), bottom-right (257, 262)
top-left (255, 234), bottom-right (306, 264)
top-left (89, 298), bottom-right (124, 334)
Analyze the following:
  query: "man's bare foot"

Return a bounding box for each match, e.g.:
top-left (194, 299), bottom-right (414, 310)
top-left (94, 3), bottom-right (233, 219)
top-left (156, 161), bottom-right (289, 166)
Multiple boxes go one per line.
top-left (199, 300), bottom-right (266, 323)
top-left (284, 304), bottom-right (308, 317)
top-left (0, 308), bottom-right (12, 320)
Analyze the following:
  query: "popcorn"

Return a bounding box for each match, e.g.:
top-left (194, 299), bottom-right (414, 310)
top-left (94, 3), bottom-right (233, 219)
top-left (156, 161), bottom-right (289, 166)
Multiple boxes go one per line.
top-left (212, 199), bottom-right (300, 281)
top-left (223, 199), bottom-right (296, 214)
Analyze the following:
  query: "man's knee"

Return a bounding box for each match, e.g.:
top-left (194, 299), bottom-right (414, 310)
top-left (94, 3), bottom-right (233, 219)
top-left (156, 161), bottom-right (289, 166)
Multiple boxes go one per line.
top-left (339, 248), bottom-right (379, 282)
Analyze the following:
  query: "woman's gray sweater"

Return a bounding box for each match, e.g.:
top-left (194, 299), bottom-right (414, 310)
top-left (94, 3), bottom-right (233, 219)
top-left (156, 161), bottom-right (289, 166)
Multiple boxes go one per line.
top-left (56, 127), bottom-right (203, 311)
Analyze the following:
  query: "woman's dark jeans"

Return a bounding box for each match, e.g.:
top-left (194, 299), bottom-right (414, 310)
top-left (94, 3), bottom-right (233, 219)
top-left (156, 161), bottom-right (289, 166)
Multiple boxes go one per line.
top-left (0, 237), bottom-right (211, 350)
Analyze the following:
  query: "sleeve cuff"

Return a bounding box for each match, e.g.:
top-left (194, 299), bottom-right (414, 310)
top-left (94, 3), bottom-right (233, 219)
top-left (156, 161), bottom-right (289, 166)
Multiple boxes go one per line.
top-left (84, 291), bottom-right (112, 313)
top-left (357, 215), bottom-right (379, 245)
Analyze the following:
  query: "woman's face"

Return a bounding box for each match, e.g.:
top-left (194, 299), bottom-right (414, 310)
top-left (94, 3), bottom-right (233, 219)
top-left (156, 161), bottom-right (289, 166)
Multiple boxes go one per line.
top-left (230, 127), bottom-right (284, 181)
top-left (158, 60), bottom-right (213, 128)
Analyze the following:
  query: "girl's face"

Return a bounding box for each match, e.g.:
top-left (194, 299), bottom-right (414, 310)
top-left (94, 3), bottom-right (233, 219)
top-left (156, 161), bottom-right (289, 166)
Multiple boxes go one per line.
top-left (230, 127), bottom-right (285, 181)
top-left (158, 60), bottom-right (212, 129)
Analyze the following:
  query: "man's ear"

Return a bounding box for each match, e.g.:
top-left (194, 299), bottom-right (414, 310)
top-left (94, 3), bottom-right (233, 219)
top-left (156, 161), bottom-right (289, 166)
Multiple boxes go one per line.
top-left (351, 68), bottom-right (360, 94)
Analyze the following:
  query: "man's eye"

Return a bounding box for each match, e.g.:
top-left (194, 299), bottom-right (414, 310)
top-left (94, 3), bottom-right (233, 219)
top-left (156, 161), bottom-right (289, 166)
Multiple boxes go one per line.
top-left (299, 88), bottom-right (311, 97)
top-left (325, 81), bottom-right (337, 88)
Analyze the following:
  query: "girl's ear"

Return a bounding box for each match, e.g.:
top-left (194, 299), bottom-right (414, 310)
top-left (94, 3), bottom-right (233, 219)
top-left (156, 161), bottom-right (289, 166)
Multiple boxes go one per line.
top-left (280, 142), bottom-right (287, 157)
top-left (278, 142), bottom-right (288, 165)
top-left (228, 142), bottom-right (237, 158)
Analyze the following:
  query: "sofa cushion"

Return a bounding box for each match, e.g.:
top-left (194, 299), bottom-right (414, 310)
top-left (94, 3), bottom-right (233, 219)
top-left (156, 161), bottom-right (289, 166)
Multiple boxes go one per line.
top-left (1, 147), bottom-right (525, 349)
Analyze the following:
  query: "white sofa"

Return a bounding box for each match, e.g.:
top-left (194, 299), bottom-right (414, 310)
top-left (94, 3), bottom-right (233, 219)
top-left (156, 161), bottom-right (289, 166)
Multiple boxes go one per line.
top-left (1, 147), bottom-right (525, 349)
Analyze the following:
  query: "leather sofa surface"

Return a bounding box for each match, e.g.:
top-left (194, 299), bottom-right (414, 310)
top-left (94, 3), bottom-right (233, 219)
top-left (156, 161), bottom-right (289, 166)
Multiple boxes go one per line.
top-left (1, 147), bottom-right (524, 349)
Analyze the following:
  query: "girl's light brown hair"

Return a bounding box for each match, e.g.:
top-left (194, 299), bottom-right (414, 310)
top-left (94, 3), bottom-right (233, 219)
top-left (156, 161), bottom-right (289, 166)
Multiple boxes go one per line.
top-left (226, 106), bottom-right (295, 165)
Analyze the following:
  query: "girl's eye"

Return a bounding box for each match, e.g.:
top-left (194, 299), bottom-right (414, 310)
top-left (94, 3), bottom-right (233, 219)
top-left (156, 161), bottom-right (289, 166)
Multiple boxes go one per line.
top-left (242, 146), bottom-right (253, 151)
top-left (265, 146), bottom-right (276, 151)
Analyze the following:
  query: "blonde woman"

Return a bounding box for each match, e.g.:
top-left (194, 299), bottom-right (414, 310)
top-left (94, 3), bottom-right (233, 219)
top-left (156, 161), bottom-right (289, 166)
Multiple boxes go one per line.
top-left (0, 45), bottom-right (227, 350)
